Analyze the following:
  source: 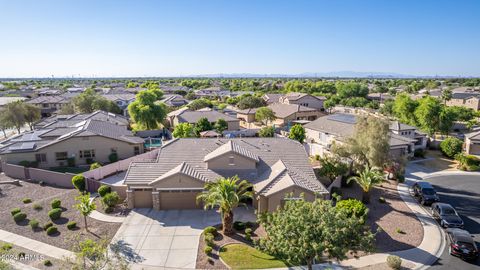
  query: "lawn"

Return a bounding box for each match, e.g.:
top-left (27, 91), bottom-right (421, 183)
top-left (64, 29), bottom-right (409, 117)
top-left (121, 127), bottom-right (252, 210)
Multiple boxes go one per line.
top-left (48, 166), bottom-right (89, 174)
top-left (219, 244), bottom-right (290, 269)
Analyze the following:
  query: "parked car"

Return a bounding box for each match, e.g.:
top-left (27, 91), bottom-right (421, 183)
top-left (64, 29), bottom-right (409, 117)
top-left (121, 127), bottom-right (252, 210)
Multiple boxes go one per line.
top-left (446, 228), bottom-right (479, 261)
top-left (432, 203), bottom-right (464, 228)
top-left (412, 181), bottom-right (439, 205)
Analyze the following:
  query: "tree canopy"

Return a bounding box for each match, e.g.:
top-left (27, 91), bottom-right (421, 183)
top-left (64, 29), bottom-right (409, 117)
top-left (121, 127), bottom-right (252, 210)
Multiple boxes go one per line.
top-left (73, 88), bottom-right (121, 114)
top-left (237, 96), bottom-right (266, 109)
top-left (188, 98), bottom-right (212, 111)
top-left (255, 107), bottom-right (276, 126)
top-left (172, 123), bottom-right (195, 138)
top-left (288, 124), bottom-right (305, 143)
top-left (128, 89), bottom-right (167, 130)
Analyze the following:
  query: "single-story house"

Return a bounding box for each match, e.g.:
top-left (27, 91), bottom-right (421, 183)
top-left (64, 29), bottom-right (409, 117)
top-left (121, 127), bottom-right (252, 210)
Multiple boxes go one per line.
top-left (278, 92), bottom-right (326, 111)
top-left (446, 92), bottom-right (480, 111)
top-left (167, 108), bottom-right (240, 131)
top-left (0, 118), bottom-right (144, 168)
top-left (123, 138), bottom-right (328, 211)
top-left (268, 103), bottom-right (324, 127)
top-left (160, 94), bottom-right (188, 107)
top-left (34, 110), bottom-right (129, 129)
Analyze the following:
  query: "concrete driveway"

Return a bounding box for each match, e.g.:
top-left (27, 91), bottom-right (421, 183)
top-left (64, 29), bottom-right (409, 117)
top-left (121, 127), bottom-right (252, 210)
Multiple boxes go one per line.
top-left (111, 208), bottom-right (255, 269)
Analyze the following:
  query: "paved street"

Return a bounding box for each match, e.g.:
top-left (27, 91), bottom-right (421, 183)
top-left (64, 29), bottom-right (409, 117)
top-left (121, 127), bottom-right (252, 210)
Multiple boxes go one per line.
top-left (423, 174), bottom-right (480, 270)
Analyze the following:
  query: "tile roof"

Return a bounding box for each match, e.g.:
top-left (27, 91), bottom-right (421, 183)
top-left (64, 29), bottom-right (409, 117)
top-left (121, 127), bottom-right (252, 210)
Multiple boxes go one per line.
top-left (204, 140), bottom-right (260, 162)
top-left (268, 103), bottom-right (317, 118)
top-left (27, 96), bottom-right (69, 104)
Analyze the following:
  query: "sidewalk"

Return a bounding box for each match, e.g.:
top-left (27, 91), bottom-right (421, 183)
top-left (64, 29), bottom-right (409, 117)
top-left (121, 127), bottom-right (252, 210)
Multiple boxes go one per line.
top-left (0, 229), bottom-right (74, 261)
top-left (88, 194), bottom-right (126, 223)
top-left (339, 164), bottom-right (445, 270)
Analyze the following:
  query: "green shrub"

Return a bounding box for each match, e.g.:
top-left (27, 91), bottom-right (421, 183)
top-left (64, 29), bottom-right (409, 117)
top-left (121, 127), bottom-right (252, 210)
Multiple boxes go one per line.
top-left (97, 185), bottom-right (111, 197)
top-left (101, 191), bottom-right (119, 208)
top-left (66, 221), bottom-right (77, 230)
top-left (414, 149), bottom-right (425, 158)
top-left (13, 212), bottom-right (27, 222)
top-left (108, 152), bottom-right (118, 163)
top-left (245, 221), bottom-right (255, 228)
top-left (233, 221), bottom-right (246, 231)
top-left (11, 208), bottom-right (21, 216)
top-left (245, 228), bottom-right (252, 235)
top-left (22, 198), bottom-right (32, 204)
top-left (440, 137), bottom-right (463, 158)
top-left (386, 255), bottom-right (402, 270)
top-left (48, 208), bottom-right (62, 220)
top-left (43, 222), bottom-right (53, 231)
top-left (204, 232), bottom-right (214, 247)
top-left (51, 199), bottom-right (61, 209)
top-left (67, 157), bottom-right (75, 167)
top-left (455, 153), bottom-right (480, 171)
top-left (43, 260), bottom-right (52, 266)
top-left (71, 174), bottom-right (86, 192)
top-left (336, 198), bottom-right (368, 219)
top-left (29, 219), bottom-right (39, 229)
top-left (86, 158), bottom-right (94, 165)
top-left (2, 243), bottom-right (12, 251)
top-left (90, 162), bottom-right (102, 170)
top-left (204, 246), bottom-right (213, 255)
top-left (203, 226), bottom-right (217, 235)
top-left (19, 160), bottom-right (31, 167)
top-left (32, 203), bottom-right (43, 211)
top-left (46, 226), bottom-right (58, 235)
top-left (245, 227), bottom-right (253, 241)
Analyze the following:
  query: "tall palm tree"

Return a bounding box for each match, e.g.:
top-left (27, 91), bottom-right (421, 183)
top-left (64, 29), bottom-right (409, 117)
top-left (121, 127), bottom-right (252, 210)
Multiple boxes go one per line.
top-left (347, 167), bottom-right (385, 204)
top-left (197, 176), bottom-right (253, 235)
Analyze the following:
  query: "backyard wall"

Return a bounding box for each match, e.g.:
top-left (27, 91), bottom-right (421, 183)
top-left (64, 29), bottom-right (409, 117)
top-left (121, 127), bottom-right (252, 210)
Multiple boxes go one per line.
top-left (1, 163), bottom-right (26, 179)
top-left (1, 162), bottom-right (75, 188)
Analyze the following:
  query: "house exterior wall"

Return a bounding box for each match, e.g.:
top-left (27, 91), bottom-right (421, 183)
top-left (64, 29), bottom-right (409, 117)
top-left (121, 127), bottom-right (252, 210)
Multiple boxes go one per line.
top-left (206, 153), bottom-right (256, 170)
top-left (283, 95), bottom-right (324, 111)
top-left (0, 136), bottom-right (144, 168)
top-left (465, 138), bottom-right (480, 155)
top-left (149, 174), bottom-right (205, 189)
top-left (256, 186), bottom-right (319, 212)
top-left (236, 113), bottom-right (256, 123)
top-left (274, 111), bottom-right (323, 126)
top-left (446, 98), bottom-right (480, 110)
top-left (305, 128), bottom-right (336, 145)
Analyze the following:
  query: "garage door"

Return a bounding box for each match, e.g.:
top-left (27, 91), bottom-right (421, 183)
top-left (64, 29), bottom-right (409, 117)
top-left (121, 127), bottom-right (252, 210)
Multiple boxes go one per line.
top-left (160, 190), bottom-right (202, 210)
top-left (134, 190), bottom-right (153, 208)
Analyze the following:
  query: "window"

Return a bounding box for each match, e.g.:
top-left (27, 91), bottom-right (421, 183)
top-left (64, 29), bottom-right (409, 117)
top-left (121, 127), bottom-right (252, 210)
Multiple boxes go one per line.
top-left (228, 156), bottom-right (235, 165)
top-left (55, 152), bottom-right (68, 161)
top-left (134, 146), bottom-right (140, 155)
top-left (35, 153), bottom-right (47, 163)
top-left (79, 150), bottom-right (95, 158)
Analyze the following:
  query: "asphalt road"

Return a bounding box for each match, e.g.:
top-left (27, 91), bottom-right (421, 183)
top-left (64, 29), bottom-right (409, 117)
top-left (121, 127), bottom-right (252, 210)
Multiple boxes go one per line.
top-left (422, 174), bottom-right (480, 270)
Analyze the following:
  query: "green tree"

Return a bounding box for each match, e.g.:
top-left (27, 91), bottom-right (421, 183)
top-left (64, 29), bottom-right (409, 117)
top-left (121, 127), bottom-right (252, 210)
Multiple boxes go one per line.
top-left (58, 102), bottom-right (76, 114)
top-left (194, 117), bottom-right (212, 136)
top-left (347, 167), bottom-right (385, 204)
top-left (214, 118), bottom-right (228, 134)
top-left (288, 124), bottom-right (305, 143)
top-left (439, 107), bottom-right (457, 135)
top-left (441, 88), bottom-right (453, 105)
top-left (258, 198), bottom-right (375, 270)
top-left (317, 155), bottom-right (348, 182)
top-left (0, 108), bottom-right (14, 138)
top-left (393, 93), bottom-right (418, 126)
top-left (3, 101), bottom-right (26, 133)
top-left (188, 98), bottom-right (212, 110)
top-left (237, 96), bottom-right (266, 109)
top-left (415, 96), bottom-right (442, 136)
top-left (128, 89), bottom-right (167, 130)
top-left (172, 123), bottom-right (195, 138)
top-left (255, 107), bottom-right (276, 126)
top-left (336, 82), bottom-right (369, 98)
top-left (196, 176), bottom-right (253, 235)
top-left (74, 193), bottom-right (96, 232)
top-left (73, 88), bottom-right (121, 114)
top-left (439, 137), bottom-right (463, 158)
top-left (23, 103), bottom-right (41, 131)
top-left (70, 238), bottom-right (129, 270)
top-left (259, 126), bottom-right (275, 137)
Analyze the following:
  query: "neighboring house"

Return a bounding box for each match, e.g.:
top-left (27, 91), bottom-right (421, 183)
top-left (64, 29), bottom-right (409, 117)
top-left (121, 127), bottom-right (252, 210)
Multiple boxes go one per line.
top-left (389, 121), bottom-right (427, 150)
top-left (168, 108), bottom-right (240, 131)
top-left (268, 103), bottom-right (323, 127)
top-left (446, 92), bottom-right (480, 111)
top-left (103, 93), bottom-right (136, 116)
top-left (0, 97), bottom-right (27, 108)
top-left (263, 93), bottom-right (283, 104)
top-left (36, 89), bottom-right (62, 96)
top-left (161, 94), bottom-right (188, 107)
top-left (465, 130), bottom-right (480, 156)
top-left (304, 113), bottom-right (422, 158)
top-left (278, 92), bottom-right (326, 111)
top-left (194, 86), bottom-right (230, 98)
top-left (123, 138), bottom-right (328, 211)
top-left (34, 110), bottom-right (130, 130)
top-left (366, 93), bottom-right (394, 103)
top-left (0, 119), bottom-right (144, 168)
top-left (26, 96), bottom-right (70, 117)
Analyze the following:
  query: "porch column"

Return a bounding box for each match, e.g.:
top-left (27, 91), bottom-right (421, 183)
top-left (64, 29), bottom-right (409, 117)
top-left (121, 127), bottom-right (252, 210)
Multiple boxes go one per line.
top-left (152, 191), bottom-right (161, 210)
top-left (126, 190), bottom-right (135, 209)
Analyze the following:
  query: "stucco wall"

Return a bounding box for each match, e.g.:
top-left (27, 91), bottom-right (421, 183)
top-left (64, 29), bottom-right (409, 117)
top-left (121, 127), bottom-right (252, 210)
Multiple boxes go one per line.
top-left (466, 138), bottom-right (480, 155)
top-left (206, 153), bottom-right (256, 170)
top-left (1, 163), bottom-right (26, 179)
top-left (150, 174), bottom-right (205, 189)
top-left (29, 168), bottom-right (75, 188)
top-left (286, 95), bottom-right (324, 110)
top-left (265, 186), bottom-right (317, 212)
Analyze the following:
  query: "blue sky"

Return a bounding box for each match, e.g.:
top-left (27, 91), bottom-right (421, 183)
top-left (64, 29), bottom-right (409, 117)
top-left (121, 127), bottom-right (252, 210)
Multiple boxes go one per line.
top-left (0, 0), bottom-right (479, 77)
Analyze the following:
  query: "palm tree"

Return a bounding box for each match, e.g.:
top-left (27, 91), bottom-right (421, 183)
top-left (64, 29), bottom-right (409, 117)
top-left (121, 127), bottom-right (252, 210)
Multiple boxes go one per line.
top-left (196, 176), bottom-right (253, 235)
top-left (347, 167), bottom-right (385, 204)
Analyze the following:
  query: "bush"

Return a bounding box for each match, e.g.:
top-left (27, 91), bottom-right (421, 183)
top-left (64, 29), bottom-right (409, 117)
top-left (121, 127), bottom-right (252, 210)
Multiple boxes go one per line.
top-left (90, 162), bottom-right (102, 170)
top-left (67, 221), bottom-right (77, 230)
top-left (48, 208), bottom-right (62, 220)
top-left (245, 228), bottom-right (253, 235)
top-left (101, 191), bottom-right (119, 208)
top-left (11, 208), bottom-right (21, 216)
top-left (414, 149), bottom-right (425, 158)
top-left (108, 152), bottom-right (119, 163)
top-left (32, 203), bottom-right (43, 211)
top-left (259, 126), bottom-right (275, 137)
top-left (67, 157), bottom-right (75, 167)
top-left (204, 233), bottom-right (214, 247)
top-left (43, 222), bottom-right (53, 231)
top-left (386, 255), bottom-right (402, 270)
top-left (233, 221), bottom-right (246, 231)
top-left (1, 243), bottom-right (12, 251)
top-left (245, 228), bottom-right (253, 241)
top-left (22, 198), bottom-right (32, 204)
top-left (46, 226), bottom-right (58, 235)
top-left (43, 260), bottom-right (52, 266)
top-left (72, 174), bottom-right (86, 192)
top-left (98, 185), bottom-right (111, 197)
top-left (29, 219), bottom-right (39, 229)
top-left (86, 158), bottom-right (94, 165)
top-left (455, 153), bottom-right (480, 171)
top-left (51, 199), bottom-right (61, 209)
top-left (13, 212), bottom-right (26, 222)
top-left (203, 226), bottom-right (217, 235)
top-left (204, 246), bottom-right (213, 255)
top-left (440, 137), bottom-right (463, 158)
top-left (336, 199), bottom-right (368, 219)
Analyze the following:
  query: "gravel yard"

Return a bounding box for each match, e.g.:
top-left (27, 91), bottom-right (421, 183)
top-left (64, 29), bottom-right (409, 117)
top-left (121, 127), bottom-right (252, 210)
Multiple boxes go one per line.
top-left (0, 177), bottom-right (121, 251)
top-left (341, 180), bottom-right (424, 252)
top-left (0, 240), bottom-right (68, 270)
